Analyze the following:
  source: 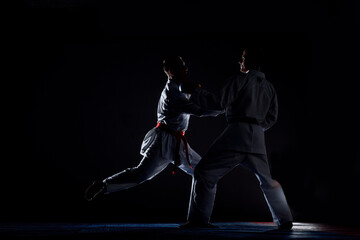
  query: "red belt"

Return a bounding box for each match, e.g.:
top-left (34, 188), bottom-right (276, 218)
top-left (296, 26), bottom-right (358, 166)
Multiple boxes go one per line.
top-left (156, 122), bottom-right (193, 174)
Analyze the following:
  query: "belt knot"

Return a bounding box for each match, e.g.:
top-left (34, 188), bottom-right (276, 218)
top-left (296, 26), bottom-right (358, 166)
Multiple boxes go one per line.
top-left (156, 122), bottom-right (192, 174)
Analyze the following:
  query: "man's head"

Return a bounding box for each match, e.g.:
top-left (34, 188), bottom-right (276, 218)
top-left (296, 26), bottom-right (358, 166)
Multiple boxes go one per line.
top-left (163, 56), bottom-right (188, 84)
top-left (239, 48), bottom-right (263, 73)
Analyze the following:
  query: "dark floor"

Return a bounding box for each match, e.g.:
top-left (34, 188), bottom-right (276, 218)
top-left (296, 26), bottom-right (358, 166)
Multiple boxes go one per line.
top-left (1, 222), bottom-right (359, 240)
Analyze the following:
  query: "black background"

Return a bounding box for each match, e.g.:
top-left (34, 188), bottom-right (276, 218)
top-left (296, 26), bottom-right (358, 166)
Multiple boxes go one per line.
top-left (3, 1), bottom-right (360, 226)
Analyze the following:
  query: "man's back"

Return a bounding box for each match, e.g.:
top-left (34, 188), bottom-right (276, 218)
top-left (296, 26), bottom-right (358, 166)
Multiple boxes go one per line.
top-left (221, 70), bottom-right (278, 131)
top-left (157, 80), bottom-right (191, 132)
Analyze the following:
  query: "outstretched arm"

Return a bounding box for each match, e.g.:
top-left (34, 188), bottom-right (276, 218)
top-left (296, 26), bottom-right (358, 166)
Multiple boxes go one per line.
top-left (189, 87), bottom-right (224, 117)
top-left (171, 87), bottom-right (224, 117)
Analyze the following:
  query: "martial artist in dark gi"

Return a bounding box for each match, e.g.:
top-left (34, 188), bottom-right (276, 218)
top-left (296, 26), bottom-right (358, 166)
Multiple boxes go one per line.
top-left (85, 56), bottom-right (221, 201)
top-left (182, 48), bottom-right (293, 230)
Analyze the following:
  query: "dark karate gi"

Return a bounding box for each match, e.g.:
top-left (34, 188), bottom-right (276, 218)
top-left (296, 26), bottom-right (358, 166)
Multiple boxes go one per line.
top-left (103, 80), bottom-right (221, 193)
top-left (187, 70), bottom-right (293, 226)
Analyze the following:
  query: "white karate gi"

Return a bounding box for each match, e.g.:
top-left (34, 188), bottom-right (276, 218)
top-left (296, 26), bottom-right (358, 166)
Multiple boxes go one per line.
top-left (103, 80), bottom-right (221, 193)
top-left (187, 70), bottom-right (293, 226)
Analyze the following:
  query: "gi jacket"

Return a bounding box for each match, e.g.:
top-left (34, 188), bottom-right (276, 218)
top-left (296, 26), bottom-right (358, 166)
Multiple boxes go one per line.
top-left (140, 80), bottom-right (222, 159)
top-left (214, 70), bottom-right (278, 154)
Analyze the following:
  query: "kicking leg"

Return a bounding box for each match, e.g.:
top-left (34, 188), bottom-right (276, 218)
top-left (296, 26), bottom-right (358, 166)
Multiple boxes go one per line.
top-left (103, 141), bottom-right (169, 193)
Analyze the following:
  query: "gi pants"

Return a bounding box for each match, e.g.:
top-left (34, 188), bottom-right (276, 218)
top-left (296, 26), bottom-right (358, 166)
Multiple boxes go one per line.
top-left (187, 143), bottom-right (293, 226)
top-left (103, 127), bottom-right (200, 193)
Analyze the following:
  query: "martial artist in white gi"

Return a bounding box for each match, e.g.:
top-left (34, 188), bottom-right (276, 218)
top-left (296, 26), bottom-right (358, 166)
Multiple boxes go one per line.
top-left (85, 56), bottom-right (221, 201)
top-left (182, 48), bottom-right (293, 230)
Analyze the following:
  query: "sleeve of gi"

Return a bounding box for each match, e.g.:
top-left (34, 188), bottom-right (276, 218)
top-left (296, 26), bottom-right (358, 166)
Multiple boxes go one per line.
top-left (171, 87), bottom-right (223, 117)
top-left (261, 91), bottom-right (278, 131)
top-left (189, 88), bottom-right (224, 117)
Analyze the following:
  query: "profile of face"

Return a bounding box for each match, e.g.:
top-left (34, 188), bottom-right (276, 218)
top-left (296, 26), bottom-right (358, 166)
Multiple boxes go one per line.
top-left (165, 56), bottom-right (189, 84)
top-left (239, 50), bottom-right (248, 73)
top-left (238, 48), bottom-right (262, 73)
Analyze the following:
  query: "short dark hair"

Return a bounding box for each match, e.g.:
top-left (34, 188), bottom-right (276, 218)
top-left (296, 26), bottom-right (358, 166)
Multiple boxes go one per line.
top-left (162, 56), bottom-right (187, 73)
top-left (244, 48), bottom-right (264, 70)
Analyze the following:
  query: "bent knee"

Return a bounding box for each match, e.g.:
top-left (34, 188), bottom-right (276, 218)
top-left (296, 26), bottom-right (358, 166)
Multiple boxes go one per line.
top-left (260, 178), bottom-right (281, 189)
top-left (193, 168), bottom-right (219, 189)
